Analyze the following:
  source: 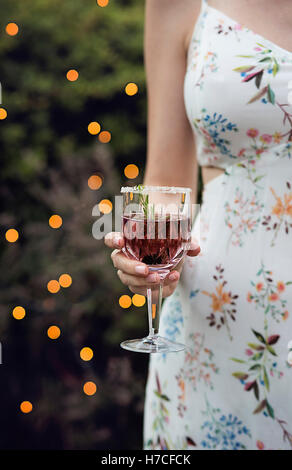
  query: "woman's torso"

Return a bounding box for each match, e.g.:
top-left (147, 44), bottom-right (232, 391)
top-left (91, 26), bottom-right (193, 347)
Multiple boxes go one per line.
top-left (183, 0), bottom-right (292, 186)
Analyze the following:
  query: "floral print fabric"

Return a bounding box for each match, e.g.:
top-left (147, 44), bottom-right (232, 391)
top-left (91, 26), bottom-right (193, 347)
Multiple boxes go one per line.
top-left (143, 0), bottom-right (292, 450)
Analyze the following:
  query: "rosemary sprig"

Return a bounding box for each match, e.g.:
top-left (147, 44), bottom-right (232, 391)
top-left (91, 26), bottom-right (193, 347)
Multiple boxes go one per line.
top-left (137, 184), bottom-right (154, 218)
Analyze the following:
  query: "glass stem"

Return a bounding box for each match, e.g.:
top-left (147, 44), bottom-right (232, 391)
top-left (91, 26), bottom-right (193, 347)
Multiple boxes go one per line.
top-left (146, 270), bottom-right (169, 339)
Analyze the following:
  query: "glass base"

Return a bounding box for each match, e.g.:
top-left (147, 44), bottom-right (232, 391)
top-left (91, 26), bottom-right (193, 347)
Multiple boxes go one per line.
top-left (120, 335), bottom-right (185, 354)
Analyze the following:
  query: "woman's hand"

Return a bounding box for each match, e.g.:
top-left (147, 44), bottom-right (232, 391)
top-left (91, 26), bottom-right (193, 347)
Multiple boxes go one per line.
top-left (105, 232), bottom-right (201, 298)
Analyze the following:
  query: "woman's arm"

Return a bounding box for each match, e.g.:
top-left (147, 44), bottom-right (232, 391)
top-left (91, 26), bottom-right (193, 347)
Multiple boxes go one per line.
top-left (143, 0), bottom-right (200, 205)
top-left (105, 0), bottom-right (201, 297)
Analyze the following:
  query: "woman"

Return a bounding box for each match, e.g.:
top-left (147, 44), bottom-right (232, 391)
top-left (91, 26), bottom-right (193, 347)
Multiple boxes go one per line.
top-left (105, 0), bottom-right (292, 450)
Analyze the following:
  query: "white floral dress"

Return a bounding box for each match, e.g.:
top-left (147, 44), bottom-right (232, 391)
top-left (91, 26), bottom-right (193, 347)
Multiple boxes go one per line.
top-left (143, 0), bottom-right (292, 450)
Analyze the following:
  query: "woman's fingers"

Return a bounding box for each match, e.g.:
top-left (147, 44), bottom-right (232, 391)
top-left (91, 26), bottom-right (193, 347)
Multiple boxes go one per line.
top-left (187, 237), bottom-right (201, 257)
top-left (105, 232), bottom-right (150, 277)
top-left (117, 270), bottom-right (158, 286)
top-left (104, 231), bottom-right (124, 250)
top-left (117, 269), bottom-right (180, 288)
top-left (111, 250), bottom-right (150, 276)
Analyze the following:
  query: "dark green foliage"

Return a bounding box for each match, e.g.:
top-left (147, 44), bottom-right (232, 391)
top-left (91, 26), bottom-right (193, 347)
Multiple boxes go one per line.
top-left (0, 0), bottom-right (149, 449)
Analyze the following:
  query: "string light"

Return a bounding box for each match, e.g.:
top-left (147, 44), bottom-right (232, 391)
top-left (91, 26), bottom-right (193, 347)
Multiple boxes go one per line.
top-left (49, 214), bottom-right (62, 229)
top-left (47, 325), bottom-right (61, 339)
top-left (132, 294), bottom-right (146, 307)
top-left (88, 122), bottom-right (101, 135)
top-left (12, 306), bottom-right (26, 320)
top-left (66, 69), bottom-right (79, 82)
top-left (88, 175), bottom-right (103, 190)
top-left (47, 280), bottom-right (60, 294)
top-left (0, 108), bottom-right (7, 120)
top-left (98, 199), bottom-right (112, 214)
top-left (98, 131), bottom-right (111, 143)
top-left (119, 295), bottom-right (132, 308)
top-left (59, 274), bottom-right (72, 288)
top-left (5, 228), bottom-right (19, 243)
top-left (83, 381), bottom-right (97, 396)
top-left (124, 164), bottom-right (139, 179)
top-left (125, 82), bottom-right (138, 96)
top-left (80, 347), bottom-right (94, 361)
top-left (20, 401), bottom-right (33, 414)
top-left (97, 0), bottom-right (109, 7)
top-left (5, 23), bottom-right (19, 36)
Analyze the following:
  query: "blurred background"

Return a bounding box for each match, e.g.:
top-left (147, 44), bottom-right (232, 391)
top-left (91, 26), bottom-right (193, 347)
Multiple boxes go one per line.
top-left (0, 0), bottom-right (150, 450)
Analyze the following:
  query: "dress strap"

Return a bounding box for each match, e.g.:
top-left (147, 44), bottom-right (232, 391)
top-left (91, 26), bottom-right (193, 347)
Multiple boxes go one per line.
top-left (201, 0), bottom-right (208, 13)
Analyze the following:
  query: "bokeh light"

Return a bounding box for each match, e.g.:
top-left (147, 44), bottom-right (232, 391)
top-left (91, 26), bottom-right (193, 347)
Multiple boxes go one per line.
top-left (125, 82), bottom-right (138, 96)
top-left (12, 306), bottom-right (26, 320)
top-left (97, 0), bottom-right (109, 7)
top-left (47, 280), bottom-right (60, 294)
top-left (20, 401), bottom-right (33, 414)
top-left (124, 164), bottom-right (139, 179)
top-left (49, 214), bottom-right (62, 229)
top-left (80, 347), bottom-right (94, 361)
top-left (98, 199), bottom-right (112, 214)
top-left (88, 122), bottom-right (101, 135)
top-left (0, 108), bottom-right (8, 120)
top-left (66, 69), bottom-right (79, 82)
top-left (119, 294), bottom-right (132, 308)
top-left (5, 23), bottom-right (19, 36)
top-left (98, 131), bottom-right (111, 143)
top-left (83, 381), bottom-right (97, 396)
top-left (88, 175), bottom-right (103, 190)
top-left (59, 273), bottom-right (72, 288)
top-left (132, 294), bottom-right (146, 307)
top-left (5, 228), bottom-right (19, 243)
top-left (47, 325), bottom-right (61, 340)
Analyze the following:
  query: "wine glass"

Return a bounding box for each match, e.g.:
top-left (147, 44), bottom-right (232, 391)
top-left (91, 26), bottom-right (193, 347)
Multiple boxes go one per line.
top-left (120, 185), bottom-right (192, 353)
